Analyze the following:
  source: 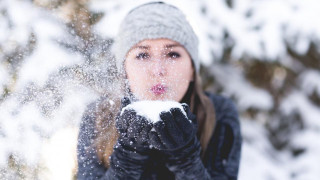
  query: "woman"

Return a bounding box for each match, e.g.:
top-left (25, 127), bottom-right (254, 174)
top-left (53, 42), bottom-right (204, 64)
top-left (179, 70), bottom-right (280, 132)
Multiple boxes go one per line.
top-left (77, 2), bottom-right (241, 180)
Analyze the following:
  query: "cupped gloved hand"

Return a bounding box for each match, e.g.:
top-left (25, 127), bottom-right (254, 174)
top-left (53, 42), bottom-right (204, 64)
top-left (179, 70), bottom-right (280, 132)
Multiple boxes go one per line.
top-left (147, 104), bottom-right (211, 180)
top-left (116, 97), bottom-right (153, 152)
top-left (107, 97), bottom-right (153, 179)
top-left (148, 103), bottom-right (197, 152)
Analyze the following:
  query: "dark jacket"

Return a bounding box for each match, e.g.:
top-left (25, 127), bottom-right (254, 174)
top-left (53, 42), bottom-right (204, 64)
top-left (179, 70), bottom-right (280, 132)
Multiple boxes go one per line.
top-left (77, 92), bottom-right (242, 179)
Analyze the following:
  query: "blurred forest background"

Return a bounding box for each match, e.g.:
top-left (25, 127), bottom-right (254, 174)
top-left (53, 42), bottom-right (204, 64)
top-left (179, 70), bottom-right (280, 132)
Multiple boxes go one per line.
top-left (0, 0), bottom-right (320, 179)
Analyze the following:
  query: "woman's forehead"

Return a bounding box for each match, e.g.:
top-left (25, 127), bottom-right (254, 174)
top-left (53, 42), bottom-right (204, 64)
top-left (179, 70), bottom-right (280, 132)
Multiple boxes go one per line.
top-left (133, 39), bottom-right (184, 49)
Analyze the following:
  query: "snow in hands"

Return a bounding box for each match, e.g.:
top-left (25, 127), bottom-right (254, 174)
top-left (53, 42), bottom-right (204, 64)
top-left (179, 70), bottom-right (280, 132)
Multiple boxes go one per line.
top-left (121, 100), bottom-right (188, 123)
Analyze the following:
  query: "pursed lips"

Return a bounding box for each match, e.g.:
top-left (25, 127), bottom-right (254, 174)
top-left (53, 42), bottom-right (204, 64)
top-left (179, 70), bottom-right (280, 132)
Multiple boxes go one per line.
top-left (150, 83), bottom-right (168, 95)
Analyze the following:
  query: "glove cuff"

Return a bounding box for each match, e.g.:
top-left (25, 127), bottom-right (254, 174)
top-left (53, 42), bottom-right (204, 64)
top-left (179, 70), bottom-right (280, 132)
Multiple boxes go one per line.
top-left (165, 136), bottom-right (201, 162)
top-left (108, 142), bottom-right (150, 178)
top-left (165, 137), bottom-right (207, 179)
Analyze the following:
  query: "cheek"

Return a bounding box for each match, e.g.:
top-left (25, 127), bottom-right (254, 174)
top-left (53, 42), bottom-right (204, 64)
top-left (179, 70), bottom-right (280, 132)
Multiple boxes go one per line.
top-left (125, 61), bottom-right (149, 93)
top-left (168, 61), bottom-right (193, 100)
top-left (170, 60), bottom-right (193, 81)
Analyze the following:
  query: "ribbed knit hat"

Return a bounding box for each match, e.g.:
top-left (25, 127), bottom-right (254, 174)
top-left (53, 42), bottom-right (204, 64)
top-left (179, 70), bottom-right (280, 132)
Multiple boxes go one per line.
top-left (113, 2), bottom-right (199, 72)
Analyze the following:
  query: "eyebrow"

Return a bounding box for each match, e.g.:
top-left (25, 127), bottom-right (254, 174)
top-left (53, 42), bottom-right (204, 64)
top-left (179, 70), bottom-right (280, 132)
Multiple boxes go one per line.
top-left (132, 45), bottom-right (150, 50)
top-left (165, 43), bottom-right (182, 48)
top-left (131, 43), bottom-right (182, 50)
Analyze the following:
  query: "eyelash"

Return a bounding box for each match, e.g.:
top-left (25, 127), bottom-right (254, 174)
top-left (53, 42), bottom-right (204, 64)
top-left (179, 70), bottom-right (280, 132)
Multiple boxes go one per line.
top-left (135, 52), bottom-right (181, 60)
top-left (136, 53), bottom-right (150, 60)
top-left (168, 52), bottom-right (180, 59)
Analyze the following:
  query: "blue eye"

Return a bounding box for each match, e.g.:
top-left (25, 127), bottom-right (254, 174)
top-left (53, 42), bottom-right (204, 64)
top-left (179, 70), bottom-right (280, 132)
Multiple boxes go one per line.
top-left (168, 52), bottom-right (180, 59)
top-left (136, 53), bottom-right (150, 60)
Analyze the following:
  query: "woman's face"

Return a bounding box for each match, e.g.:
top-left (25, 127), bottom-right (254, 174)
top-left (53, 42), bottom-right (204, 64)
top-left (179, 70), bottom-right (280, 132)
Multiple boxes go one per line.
top-left (125, 38), bottom-right (194, 101)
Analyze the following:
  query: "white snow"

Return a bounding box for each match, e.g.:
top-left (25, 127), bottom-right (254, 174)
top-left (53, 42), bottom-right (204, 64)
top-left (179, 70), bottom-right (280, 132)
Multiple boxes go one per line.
top-left (300, 70), bottom-right (320, 95)
top-left (0, 98), bottom-right (44, 166)
top-left (281, 91), bottom-right (320, 129)
top-left (0, 64), bottom-right (9, 95)
top-left (89, 0), bottom-right (320, 64)
top-left (39, 127), bottom-right (78, 180)
top-left (239, 118), bottom-right (291, 180)
top-left (211, 64), bottom-right (273, 111)
top-left (0, 0), bottom-right (98, 177)
top-left (289, 130), bottom-right (320, 179)
top-left (1, 0), bottom-right (320, 179)
top-left (121, 101), bottom-right (187, 123)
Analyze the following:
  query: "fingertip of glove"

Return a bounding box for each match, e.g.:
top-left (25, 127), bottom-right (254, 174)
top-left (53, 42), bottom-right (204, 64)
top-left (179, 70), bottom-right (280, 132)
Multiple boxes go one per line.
top-left (181, 103), bottom-right (189, 112)
top-left (124, 109), bottom-right (137, 117)
top-left (171, 107), bottom-right (183, 115)
top-left (171, 108), bottom-right (188, 121)
top-left (153, 120), bottom-right (165, 130)
top-left (121, 97), bottom-right (131, 108)
top-left (159, 111), bottom-right (172, 121)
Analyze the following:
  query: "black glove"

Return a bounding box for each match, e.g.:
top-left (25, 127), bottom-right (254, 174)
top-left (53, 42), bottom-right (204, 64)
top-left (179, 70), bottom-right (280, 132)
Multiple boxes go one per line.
top-left (106, 97), bottom-right (152, 179)
top-left (149, 103), bottom-right (197, 152)
top-left (116, 97), bottom-right (152, 152)
top-left (148, 104), bottom-right (212, 180)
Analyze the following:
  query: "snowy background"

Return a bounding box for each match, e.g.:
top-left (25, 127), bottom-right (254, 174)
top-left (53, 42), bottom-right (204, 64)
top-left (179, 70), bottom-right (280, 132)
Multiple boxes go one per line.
top-left (1, 0), bottom-right (320, 179)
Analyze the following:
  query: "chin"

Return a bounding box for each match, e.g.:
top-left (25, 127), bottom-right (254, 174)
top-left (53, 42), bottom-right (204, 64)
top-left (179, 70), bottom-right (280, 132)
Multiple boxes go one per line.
top-left (137, 92), bottom-right (178, 101)
top-left (155, 95), bottom-right (179, 101)
top-left (149, 96), bottom-right (165, 101)
top-left (145, 94), bottom-right (167, 101)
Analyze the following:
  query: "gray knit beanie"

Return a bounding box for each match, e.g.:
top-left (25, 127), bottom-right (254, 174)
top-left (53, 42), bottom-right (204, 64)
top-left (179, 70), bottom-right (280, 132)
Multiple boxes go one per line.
top-left (113, 2), bottom-right (199, 72)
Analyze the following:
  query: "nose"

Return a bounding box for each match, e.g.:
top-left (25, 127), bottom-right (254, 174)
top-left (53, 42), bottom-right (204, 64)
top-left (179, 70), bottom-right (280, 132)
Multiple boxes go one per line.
top-left (151, 59), bottom-right (167, 77)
